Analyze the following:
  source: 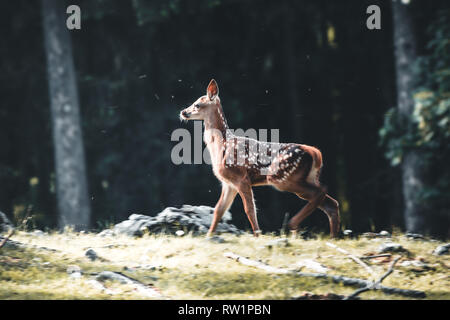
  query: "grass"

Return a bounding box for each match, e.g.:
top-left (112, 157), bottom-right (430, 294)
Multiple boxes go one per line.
top-left (0, 230), bottom-right (449, 300)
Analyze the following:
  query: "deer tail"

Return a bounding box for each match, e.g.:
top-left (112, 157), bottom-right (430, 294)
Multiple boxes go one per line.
top-left (301, 145), bottom-right (323, 186)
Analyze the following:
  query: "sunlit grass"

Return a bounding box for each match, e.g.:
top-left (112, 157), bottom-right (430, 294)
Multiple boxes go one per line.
top-left (0, 230), bottom-right (448, 300)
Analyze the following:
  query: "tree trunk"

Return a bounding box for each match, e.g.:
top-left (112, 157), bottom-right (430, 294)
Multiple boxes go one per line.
top-left (41, 0), bottom-right (91, 230)
top-left (391, 2), bottom-right (427, 233)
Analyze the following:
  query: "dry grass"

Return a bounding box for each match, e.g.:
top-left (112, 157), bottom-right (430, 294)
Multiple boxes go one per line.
top-left (0, 230), bottom-right (449, 300)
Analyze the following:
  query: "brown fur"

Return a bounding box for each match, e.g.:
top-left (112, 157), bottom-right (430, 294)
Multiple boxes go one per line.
top-left (180, 80), bottom-right (340, 237)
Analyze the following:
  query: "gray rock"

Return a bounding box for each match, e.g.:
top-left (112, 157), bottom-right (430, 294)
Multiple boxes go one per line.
top-left (67, 265), bottom-right (82, 274)
top-left (379, 230), bottom-right (391, 237)
top-left (85, 248), bottom-right (98, 261)
top-left (96, 271), bottom-right (129, 284)
top-left (113, 218), bottom-right (150, 237)
top-left (70, 272), bottom-right (82, 279)
top-left (405, 233), bottom-right (425, 240)
top-left (343, 229), bottom-right (353, 237)
top-left (378, 242), bottom-right (407, 254)
top-left (0, 211), bottom-right (13, 233)
top-left (128, 214), bottom-right (151, 221)
top-left (109, 205), bottom-right (243, 237)
top-left (433, 243), bottom-right (450, 256)
top-left (67, 265), bottom-right (82, 279)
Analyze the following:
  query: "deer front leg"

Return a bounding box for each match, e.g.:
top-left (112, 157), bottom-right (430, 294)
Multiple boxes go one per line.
top-left (236, 181), bottom-right (261, 237)
top-left (207, 184), bottom-right (237, 237)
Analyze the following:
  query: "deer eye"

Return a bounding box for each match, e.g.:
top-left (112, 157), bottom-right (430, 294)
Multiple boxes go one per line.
top-left (194, 104), bottom-right (201, 108)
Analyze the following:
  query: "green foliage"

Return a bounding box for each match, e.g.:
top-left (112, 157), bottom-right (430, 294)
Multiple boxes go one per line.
top-left (379, 9), bottom-right (450, 205)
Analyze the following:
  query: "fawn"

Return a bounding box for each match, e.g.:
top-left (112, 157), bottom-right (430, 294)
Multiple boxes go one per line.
top-left (180, 79), bottom-right (340, 238)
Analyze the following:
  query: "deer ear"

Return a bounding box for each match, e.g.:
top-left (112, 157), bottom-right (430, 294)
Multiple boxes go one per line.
top-left (206, 79), bottom-right (219, 101)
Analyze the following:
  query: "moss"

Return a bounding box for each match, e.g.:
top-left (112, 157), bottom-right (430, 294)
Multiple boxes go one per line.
top-left (0, 231), bottom-right (448, 300)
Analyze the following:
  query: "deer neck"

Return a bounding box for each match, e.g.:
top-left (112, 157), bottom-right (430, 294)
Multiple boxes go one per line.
top-left (203, 105), bottom-right (229, 141)
top-left (203, 105), bottom-right (230, 165)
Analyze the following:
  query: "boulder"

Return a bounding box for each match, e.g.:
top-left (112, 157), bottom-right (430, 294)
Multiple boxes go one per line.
top-left (108, 205), bottom-right (243, 237)
top-left (433, 243), bottom-right (450, 256)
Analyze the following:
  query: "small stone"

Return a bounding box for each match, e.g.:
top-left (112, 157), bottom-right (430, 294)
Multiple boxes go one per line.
top-left (433, 243), bottom-right (450, 256)
top-left (405, 233), bottom-right (425, 240)
top-left (85, 248), bottom-right (98, 261)
top-left (175, 230), bottom-right (185, 237)
top-left (343, 229), bottom-right (353, 237)
top-left (67, 265), bottom-right (82, 274)
top-left (378, 242), bottom-right (407, 254)
top-left (379, 230), bottom-right (390, 237)
top-left (70, 272), bottom-right (82, 279)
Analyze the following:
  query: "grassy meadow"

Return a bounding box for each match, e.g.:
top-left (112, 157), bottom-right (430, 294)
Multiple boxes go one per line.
top-left (0, 230), bottom-right (449, 300)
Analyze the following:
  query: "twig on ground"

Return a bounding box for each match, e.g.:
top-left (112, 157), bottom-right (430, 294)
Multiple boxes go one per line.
top-left (86, 279), bottom-right (116, 295)
top-left (224, 252), bottom-right (425, 299)
top-left (344, 256), bottom-right (402, 300)
top-left (326, 242), bottom-right (375, 276)
top-left (0, 229), bottom-right (15, 250)
top-left (359, 254), bottom-right (392, 260)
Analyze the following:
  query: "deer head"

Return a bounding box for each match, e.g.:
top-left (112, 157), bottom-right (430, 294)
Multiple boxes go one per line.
top-left (180, 79), bottom-right (220, 121)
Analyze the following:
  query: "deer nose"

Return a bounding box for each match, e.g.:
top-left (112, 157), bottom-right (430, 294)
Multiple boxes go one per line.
top-left (181, 110), bottom-right (190, 118)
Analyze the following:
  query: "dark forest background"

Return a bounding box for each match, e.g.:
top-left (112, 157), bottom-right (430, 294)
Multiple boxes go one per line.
top-left (0, 0), bottom-right (448, 237)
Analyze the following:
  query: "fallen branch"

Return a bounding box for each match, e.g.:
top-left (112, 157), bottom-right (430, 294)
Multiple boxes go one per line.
top-left (344, 256), bottom-right (402, 300)
top-left (94, 271), bottom-right (162, 298)
top-left (224, 252), bottom-right (425, 299)
top-left (0, 229), bottom-right (15, 250)
top-left (86, 279), bottom-right (116, 295)
top-left (326, 242), bottom-right (375, 276)
top-left (296, 259), bottom-right (329, 273)
top-left (359, 254), bottom-right (392, 260)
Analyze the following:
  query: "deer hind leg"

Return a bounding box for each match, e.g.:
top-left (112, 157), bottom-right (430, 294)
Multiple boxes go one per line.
top-left (318, 195), bottom-right (340, 238)
top-left (287, 182), bottom-right (326, 233)
top-left (236, 180), bottom-right (261, 237)
top-left (207, 184), bottom-right (238, 237)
